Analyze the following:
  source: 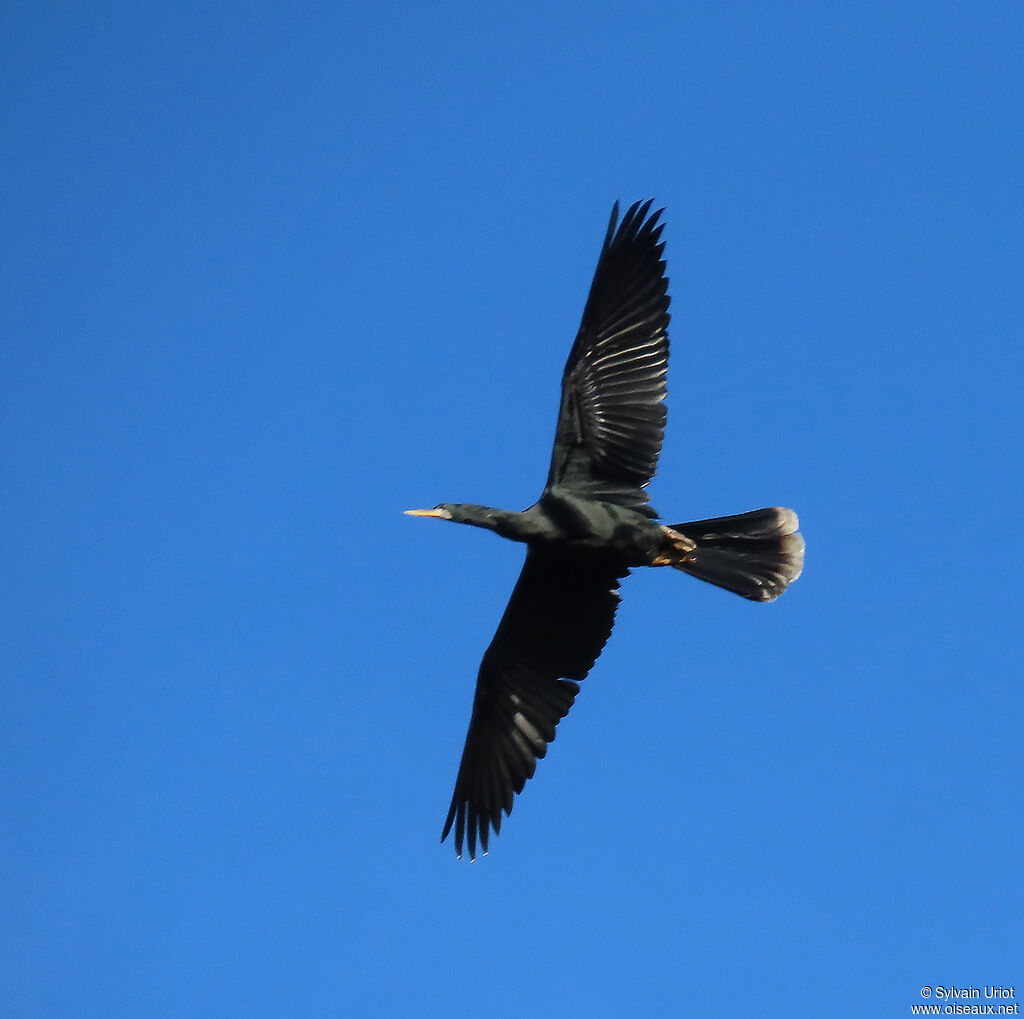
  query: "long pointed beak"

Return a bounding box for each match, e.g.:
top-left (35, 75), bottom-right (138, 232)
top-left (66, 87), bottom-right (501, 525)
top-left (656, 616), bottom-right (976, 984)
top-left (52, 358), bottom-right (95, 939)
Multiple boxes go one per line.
top-left (404, 508), bottom-right (451, 519)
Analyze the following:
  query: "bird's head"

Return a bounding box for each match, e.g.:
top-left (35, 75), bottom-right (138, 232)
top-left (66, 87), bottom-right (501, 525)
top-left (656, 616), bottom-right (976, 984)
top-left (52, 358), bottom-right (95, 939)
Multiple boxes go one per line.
top-left (404, 503), bottom-right (518, 534)
top-left (404, 504), bottom-right (456, 522)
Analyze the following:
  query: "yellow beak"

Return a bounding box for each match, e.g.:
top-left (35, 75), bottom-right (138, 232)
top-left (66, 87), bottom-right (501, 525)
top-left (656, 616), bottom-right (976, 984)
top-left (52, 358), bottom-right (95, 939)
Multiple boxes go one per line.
top-left (404, 508), bottom-right (451, 519)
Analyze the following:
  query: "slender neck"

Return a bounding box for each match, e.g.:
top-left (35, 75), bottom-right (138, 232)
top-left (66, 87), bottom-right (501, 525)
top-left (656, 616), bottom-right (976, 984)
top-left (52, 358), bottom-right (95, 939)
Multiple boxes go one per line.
top-left (448, 503), bottom-right (537, 543)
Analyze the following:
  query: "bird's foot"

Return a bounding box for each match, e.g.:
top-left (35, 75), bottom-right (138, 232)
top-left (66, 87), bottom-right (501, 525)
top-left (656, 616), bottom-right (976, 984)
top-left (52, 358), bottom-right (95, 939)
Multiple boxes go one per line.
top-left (651, 526), bottom-right (697, 567)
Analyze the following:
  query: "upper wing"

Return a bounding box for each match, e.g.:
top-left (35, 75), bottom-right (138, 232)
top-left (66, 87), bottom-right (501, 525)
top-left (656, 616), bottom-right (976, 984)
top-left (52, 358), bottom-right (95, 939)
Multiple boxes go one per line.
top-left (546, 200), bottom-right (671, 512)
top-left (441, 549), bottom-right (628, 860)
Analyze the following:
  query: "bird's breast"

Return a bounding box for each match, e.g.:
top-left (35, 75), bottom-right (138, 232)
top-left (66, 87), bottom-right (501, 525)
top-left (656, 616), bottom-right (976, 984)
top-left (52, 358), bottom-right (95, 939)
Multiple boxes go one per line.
top-left (533, 493), bottom-right (662, 565)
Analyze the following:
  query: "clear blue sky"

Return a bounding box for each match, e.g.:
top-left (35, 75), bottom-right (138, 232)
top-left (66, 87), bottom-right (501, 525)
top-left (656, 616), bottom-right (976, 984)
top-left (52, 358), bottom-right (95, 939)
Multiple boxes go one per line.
top-left (4, 3), bottom-right (1022, 1016)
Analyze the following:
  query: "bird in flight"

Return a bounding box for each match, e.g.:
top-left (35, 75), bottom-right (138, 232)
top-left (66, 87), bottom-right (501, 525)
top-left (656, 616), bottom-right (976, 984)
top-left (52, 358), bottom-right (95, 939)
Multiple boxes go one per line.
top-left (406, 200), bottom-right (804, 860)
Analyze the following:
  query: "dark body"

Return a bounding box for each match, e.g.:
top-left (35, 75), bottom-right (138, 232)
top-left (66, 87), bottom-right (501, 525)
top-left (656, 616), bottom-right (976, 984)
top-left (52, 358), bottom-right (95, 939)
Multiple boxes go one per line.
top-left (448, 493), bottom-right (666, 562)
top-left (407, 201), bottom-right (804, 860)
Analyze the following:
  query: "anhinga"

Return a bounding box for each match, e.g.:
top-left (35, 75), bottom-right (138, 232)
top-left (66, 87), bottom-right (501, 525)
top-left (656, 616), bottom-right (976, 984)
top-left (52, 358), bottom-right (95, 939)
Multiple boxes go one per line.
top-left (407, 200), bottom-right (804, 860)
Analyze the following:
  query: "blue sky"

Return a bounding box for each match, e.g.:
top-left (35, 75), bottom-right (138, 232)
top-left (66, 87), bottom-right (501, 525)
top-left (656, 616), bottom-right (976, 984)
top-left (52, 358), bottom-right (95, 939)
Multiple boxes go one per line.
top-left (3, 2), bottom-right (1022, 1015)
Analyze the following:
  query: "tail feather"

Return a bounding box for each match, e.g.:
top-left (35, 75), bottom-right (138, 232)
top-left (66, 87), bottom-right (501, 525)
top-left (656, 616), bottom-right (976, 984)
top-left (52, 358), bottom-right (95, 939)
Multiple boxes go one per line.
top-left (668, 507), bottom-right (804, 602)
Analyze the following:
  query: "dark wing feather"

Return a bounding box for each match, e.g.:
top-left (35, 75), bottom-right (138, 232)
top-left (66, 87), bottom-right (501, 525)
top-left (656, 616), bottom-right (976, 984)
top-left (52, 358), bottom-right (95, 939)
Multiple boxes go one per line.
top-left (441, 550), bottom-right (627, 860)
top-left (546, 200), bottom-right (671, 512)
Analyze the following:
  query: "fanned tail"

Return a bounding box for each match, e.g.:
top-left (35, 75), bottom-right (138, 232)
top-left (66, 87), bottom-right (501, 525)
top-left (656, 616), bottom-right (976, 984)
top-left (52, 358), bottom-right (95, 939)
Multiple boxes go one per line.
top-left (666, 507), bottom-right (804, 602)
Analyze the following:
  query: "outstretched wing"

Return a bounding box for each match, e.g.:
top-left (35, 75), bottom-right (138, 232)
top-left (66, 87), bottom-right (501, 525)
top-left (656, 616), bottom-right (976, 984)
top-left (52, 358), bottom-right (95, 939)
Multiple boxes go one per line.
top-left (442, 549), bottom-right (627, 860)
top-left (546, 200), bottom-right (671, 513)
